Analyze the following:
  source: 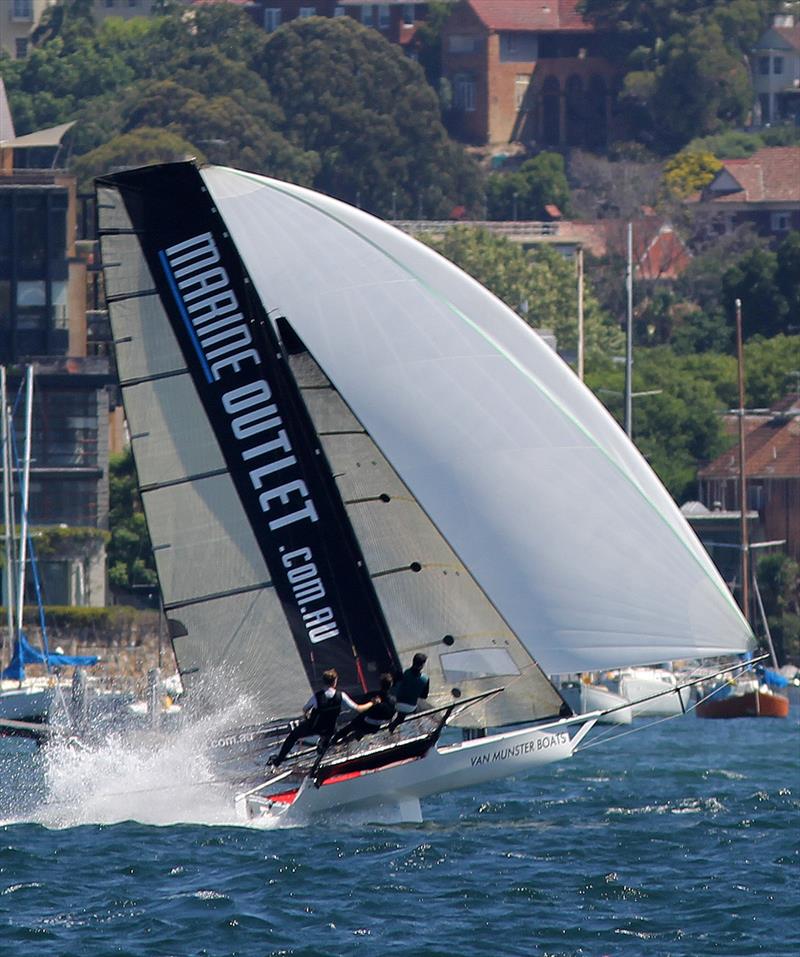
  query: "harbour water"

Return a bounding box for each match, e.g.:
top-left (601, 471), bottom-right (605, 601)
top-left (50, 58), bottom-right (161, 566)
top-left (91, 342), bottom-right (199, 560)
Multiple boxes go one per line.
top-left (1, 712), bottom-right (797, 956)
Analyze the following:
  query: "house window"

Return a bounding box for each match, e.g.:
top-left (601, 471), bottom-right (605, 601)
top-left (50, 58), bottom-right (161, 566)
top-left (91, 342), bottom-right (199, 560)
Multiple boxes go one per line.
top-left (771, 211), bottom-right (791, 232)
top-left (758, 56), bottom-right (770, 75)
top-left (264, 7), bottom-right (281, 30)
top-left (499, 31), bottom-right (538, 62)
top-left (334, 5), bottom-right (345, 15)
top-left (758, 93), bottom-right (771, 124)
top-left (12, 0), bottom-right (33, 18)
top-left (361, 6), bottom-right (374, 25)
top-left (773, 56), bottom-right (784, 75)
top-left (515, 74), bottom-right (530, 109)
top-left (448, 35), bottom-right (480, 54)
top-left (299, 6), bottom-right (316, 17)
top-left (15, 38), bottom-right (28, 59)
top-left (104, 0), bottom-right (115, 8)
top-left (454, 73), bottom-right (476, 112)
top-left (402, 3), bottom-right (414, 24)
top-left (378, 5), bottom-right (390, 29)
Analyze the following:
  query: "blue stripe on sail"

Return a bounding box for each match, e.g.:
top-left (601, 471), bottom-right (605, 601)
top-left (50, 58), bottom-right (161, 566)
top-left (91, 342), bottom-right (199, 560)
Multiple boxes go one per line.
top-left (158, 249), bottom-right (213, 383)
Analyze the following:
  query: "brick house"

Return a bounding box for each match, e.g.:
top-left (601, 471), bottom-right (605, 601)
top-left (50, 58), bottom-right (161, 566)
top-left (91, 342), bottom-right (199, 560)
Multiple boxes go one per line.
top-left (213, 0), bottom-right (430, 47)
top-left (440, 0), bottom-right (618, 146)
top-left (692, 146), bottom-right (800, 240)
top-left (698, 395), bottom-right (800, 563)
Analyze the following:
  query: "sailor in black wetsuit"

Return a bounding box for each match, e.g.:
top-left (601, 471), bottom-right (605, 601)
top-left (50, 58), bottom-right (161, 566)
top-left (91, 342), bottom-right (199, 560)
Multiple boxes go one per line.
top-left (268, 669), bottom-right (372, 767)
top-left (332, 673), bottom-right (397, 744)
top-left (388, 653), bottom-right (430, 731)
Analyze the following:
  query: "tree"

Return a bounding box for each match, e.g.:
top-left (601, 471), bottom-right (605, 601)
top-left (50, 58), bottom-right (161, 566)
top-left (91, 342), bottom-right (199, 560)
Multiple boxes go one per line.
top-left (586, 346), bottom-right (732, 499)
top-left (251, 18), bottom-right (483, 218)
top-left (486, 152), bottom-right (571, 220)
top-left (663, 150), bottom-right (722, 199)
top-left (424, 228), bottom-right (623, 359)
top-left (108, 448), bottom-right (157, 591)
top-left (722, 246), bottom-right (790, 340)
top-left (71, 127), bottom-right (205, 190)
top-left (756, 553), bottom-right (800, 664)
top-left (581, 0), bottom-right (773, 151)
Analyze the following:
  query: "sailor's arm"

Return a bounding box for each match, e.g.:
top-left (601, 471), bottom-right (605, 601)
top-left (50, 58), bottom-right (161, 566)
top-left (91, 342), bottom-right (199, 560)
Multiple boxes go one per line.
top-left (341, 691), bottom-right (372, 713)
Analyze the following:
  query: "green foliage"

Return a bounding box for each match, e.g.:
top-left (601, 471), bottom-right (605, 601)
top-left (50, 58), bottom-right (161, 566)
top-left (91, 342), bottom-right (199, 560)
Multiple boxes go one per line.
top-left (107, 448), bottom-right (157, 591)
top-left (252, 18), bottom-right (483, 218)
top-left (684, 130), bottom-right (766, 160)
top-left (721, 233), bottom-right (800, 340)
top-left (586, 346), bottom-right (731, 499)
top-left (424, 228), bottom-right (623, 359)
top-left (414, 0), bottom-right (452, 87)
top-left (72, 127), bottom-right (204, 191)
top-left (756, 553), bottom-right (800, 664)
top-left (663, 150), bottom-right (722, 198)
top-left (581, 0), bottom-right (772, 152)
top-left (741, 335), bottom-right (800, 408)
top-left (486, 152), bottom-right (571, 220)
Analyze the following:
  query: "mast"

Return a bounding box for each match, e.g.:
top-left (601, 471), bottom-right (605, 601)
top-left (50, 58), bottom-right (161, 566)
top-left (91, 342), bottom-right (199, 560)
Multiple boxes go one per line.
top-left (15, 365), bottom-right (33, 638)
top-left (624, 222), bottom-right (633, 437)
top-left (0, 367), bottom-right (15, 672)
top-left (576, 246), bottom-right (584, 382)
top-left (735, 298), bottom-right (749, 621)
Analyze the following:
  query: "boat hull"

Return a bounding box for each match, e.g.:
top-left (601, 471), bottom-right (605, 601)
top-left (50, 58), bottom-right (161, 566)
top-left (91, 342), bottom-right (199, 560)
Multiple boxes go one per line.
top-left (618, 670), bottom-right (690, 717)
top-left (696, 690), bottom-right (789, 719)
top-left (242, 723), bottom-right (577, 824)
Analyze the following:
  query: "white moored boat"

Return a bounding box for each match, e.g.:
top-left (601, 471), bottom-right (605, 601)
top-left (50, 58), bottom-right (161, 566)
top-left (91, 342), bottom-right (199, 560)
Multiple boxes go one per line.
top-left (93, 162), bottom-right (754, 824)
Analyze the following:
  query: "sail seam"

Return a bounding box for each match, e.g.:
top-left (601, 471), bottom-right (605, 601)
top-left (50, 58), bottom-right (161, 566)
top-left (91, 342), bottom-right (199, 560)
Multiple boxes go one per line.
top-left (139, 467), bottom-right (229, 494)
top-left (106, 288), bottom-right (158, 304)
top-left (119, 368), bottom-right (188, 388)
top-left (224, 168), bottom-right (747, 628)
top-left (163, 581), bottom-right (273, 612)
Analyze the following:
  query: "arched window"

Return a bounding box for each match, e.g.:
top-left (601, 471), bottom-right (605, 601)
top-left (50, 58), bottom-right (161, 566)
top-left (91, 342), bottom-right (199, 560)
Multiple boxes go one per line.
top-left (586, 75), bottom-right (607, 148)
top-left (565, 74), bottom-right (584, 146)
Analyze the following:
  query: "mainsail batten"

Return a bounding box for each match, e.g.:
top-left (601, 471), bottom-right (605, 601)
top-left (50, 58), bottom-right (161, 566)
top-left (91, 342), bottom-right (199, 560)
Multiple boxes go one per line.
top-left (202, 166), bottom-right (753, 675)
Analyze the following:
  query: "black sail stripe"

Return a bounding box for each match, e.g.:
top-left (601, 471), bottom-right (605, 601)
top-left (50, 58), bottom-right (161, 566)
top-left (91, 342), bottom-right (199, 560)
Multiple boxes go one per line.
top-left (99, 161), bottom-right (400, 698)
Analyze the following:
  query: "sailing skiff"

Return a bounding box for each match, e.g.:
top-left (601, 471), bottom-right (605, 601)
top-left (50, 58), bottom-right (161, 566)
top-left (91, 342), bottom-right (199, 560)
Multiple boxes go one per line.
top-left (95, 162), bottom-right (753, 823)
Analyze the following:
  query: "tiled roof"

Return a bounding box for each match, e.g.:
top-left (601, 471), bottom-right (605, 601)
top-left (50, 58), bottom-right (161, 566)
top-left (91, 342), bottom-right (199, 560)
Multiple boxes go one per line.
top-left (700, 396), bottom-right (800, 480)
top-left (703, 147), bottom-right (800, 204)
top-left (468, 0), bottom-right (592, 32)
top-left (586, 217), bottom-right (691, 278)
top-left (775, 24), bottom-right (800, 50)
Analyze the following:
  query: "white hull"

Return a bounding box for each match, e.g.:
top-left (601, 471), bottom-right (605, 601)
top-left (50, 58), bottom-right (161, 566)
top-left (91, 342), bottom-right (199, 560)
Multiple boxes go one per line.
top-left (580, 684), bottom-right (632, 724)
top-left (241, 722), bottom-right (582, 825)
top-left (618, 669), bottom-right (690, 717)
top-left (0, 679), bottom-right (55, 722)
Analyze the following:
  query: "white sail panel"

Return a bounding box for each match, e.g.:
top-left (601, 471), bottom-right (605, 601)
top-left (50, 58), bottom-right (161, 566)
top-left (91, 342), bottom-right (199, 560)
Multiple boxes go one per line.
top-left (204, 167), bottom-right (752, 675)
top-left (289, 352), bottom-right (566, 726)
top-left (123, 377), bottom-right (224, 488)
top-left (143, 477), bottom-right (270, 605)
top-left (97, 181), bottom-right (309, 717)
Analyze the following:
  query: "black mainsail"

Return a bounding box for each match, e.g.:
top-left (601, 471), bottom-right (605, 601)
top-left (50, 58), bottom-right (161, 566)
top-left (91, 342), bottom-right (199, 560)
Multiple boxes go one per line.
top-left (97, 163), bottom-right (398, 711)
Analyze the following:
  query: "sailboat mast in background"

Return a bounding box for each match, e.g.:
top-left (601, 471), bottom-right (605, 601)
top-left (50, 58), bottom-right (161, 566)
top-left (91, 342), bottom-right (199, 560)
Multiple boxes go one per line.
top-left (735, 298), bottom-right (750, 620)
top-left (0, 366), bottom-right (15, 673)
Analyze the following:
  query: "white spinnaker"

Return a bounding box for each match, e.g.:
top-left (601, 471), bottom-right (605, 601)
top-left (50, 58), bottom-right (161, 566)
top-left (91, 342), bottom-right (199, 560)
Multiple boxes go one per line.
top-left (97, 184), bottom-right (310, 717)
top-left (202, 166), bottom-right (752, 675)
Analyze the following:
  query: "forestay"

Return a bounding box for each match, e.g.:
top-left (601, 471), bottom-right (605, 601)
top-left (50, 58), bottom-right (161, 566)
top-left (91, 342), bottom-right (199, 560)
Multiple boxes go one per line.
top-left (201, 166), bottom-right (753, 675)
